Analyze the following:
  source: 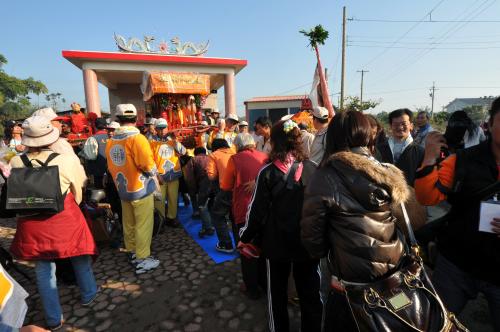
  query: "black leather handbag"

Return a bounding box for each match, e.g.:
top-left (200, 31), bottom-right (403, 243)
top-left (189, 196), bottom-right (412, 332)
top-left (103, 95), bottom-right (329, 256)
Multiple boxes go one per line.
top-left (335, 203), bottom-right (469, 332)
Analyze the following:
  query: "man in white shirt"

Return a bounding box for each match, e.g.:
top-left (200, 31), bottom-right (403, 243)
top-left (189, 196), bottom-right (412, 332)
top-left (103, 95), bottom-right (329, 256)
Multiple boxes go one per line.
top-left (254, 116), bottom-right (272, 154)
top-left (375, 108), bottom-right (424, 185)
top-left (309, 106), bottom-right (330, 165)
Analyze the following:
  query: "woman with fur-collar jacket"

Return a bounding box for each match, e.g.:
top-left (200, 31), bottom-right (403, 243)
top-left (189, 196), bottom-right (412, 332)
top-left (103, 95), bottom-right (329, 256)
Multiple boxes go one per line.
top-left (301, 111), bottom-right (413, 330)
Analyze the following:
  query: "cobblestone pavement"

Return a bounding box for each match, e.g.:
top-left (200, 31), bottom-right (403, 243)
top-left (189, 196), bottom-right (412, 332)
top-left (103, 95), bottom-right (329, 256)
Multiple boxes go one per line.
top-left (0, 216), bottom-right (494, 332)
top-left (0, 217), bottom-right (301, 332)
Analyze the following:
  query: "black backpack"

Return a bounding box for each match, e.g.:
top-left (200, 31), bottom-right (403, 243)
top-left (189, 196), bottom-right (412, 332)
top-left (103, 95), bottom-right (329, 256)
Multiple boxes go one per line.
top-left (6, 153), bottom-right (65, 214)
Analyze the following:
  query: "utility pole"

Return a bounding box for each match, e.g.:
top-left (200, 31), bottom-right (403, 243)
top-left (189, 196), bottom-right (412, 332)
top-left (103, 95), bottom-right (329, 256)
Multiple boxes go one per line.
top-left (357, 70), bottom-right (369, 105)
top-left (340, 6), bottom-right (347, 110)
top-left (429, 82), bottom-right (437, 118)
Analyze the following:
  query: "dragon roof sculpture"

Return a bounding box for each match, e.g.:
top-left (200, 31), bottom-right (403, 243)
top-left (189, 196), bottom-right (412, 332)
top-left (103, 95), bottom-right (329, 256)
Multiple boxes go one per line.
top-left (113, 34), bottom-right (209, 56)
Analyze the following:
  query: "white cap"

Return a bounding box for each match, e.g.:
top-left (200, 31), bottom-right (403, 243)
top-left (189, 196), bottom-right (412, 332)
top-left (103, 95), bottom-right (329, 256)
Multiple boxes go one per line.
top-left (115, 104), bottom-right (137, 117)
top-left (200, 121), bottom-right (208, 126)
top-left (226, 114), bottom-right (239, 123)
top-left (155, 118), bottom-right (168, 128)
top-left (107, 121), bottom-right (120, 129)
top-left (212, 108), bottom-right (220, 114)
top-left (239, 121), bottom-right (249, 126)
top-left (312, 106), bottom-right (329, 120)
top-left (280, 114), bottom-right (293, 121)
top-left (144, 116), bottom-right (155, 125)
top-left (32, 107), bottom-right (58, 121)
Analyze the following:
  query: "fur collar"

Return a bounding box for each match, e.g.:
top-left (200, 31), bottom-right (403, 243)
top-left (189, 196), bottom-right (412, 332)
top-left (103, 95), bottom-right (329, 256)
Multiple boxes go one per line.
top-left (327, 150), bottom-right (410, 205)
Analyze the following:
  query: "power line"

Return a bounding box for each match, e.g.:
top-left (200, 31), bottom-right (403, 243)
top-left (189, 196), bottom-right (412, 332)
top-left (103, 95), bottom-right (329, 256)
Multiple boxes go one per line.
top-left (360, 0), bottom-right (446, 68)
top-left (368, 0), bottom-right (495, 87)
top-left (348, 33), bottom-right (500, 39)
top-left (348, 39), bottom-right (500, 45)
top-left (348, 44), bottom-right (500, 49)
top-left (364, 0), bottom-right (487, 86)
top-left (348, 18), bottom-right (500, 23)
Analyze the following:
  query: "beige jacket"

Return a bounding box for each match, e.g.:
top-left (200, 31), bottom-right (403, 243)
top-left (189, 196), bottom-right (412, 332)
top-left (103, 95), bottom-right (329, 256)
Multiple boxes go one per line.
top-left (50, 138), bottom-right (87, 183)
top-left (10, 149), bottom-right (86, 204)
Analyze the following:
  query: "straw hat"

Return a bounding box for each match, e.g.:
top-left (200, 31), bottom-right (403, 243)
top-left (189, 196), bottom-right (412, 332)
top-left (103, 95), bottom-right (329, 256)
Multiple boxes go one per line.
top-left (21, 116), bottom-right (60, 147)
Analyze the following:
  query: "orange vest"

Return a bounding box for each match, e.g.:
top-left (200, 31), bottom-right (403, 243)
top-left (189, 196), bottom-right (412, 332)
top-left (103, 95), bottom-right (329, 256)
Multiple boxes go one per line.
top-left (106, 126), bottom-right (157, 201)
top-left (150, 139), bottom-right (185, 182)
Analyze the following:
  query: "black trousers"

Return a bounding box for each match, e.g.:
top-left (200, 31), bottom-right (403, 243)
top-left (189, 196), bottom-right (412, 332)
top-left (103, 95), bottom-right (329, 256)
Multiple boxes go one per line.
top-left (266, 259), bottom-right (322, 332)
top-left (234, 223), bottom-right (266, 292)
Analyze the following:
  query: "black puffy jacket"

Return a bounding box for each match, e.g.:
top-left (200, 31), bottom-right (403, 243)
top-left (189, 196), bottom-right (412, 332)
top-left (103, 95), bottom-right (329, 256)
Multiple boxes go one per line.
top-left (301, 148), bottom-right (409, 283)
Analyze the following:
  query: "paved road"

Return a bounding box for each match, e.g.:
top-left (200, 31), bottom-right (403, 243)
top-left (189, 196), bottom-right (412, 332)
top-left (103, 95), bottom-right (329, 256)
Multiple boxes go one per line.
top-left (0, 216), bottom-right (494, 331)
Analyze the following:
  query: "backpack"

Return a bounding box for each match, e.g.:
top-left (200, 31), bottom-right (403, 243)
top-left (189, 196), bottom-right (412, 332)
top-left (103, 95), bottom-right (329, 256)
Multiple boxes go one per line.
top-left (6, 153), bottom-right (65, 214)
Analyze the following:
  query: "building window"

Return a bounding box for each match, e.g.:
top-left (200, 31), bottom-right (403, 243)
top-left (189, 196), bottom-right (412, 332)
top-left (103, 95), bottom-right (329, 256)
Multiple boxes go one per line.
top-left (269, 108), bottom-right (288, 124)
top-left (289, 107), bottom-right (300, 115)
top-left (248, 109), bottom-right (268, 127)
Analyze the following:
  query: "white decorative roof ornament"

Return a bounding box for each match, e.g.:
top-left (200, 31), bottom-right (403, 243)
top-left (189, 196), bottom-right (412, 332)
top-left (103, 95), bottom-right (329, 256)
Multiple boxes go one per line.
top-left (113, 34), bottom-right (209, 56)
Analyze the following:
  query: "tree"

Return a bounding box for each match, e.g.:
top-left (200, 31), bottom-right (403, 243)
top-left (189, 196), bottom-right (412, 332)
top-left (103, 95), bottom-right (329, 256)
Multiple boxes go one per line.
top-left (0, 53), bottom-right (48, 135)
top-left (462, 105), bottom-right (487, 124)
top-left (343, 96), bottom-right (380, 112)
top-left (375, 111), bottom-right (389, 125)
top-left (45, 92), bottom-right (66, 111)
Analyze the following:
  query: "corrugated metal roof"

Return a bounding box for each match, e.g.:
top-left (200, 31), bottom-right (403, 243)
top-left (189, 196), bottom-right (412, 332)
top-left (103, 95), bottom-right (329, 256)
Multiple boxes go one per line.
top-left (245, 95), bottom-right (307, 103)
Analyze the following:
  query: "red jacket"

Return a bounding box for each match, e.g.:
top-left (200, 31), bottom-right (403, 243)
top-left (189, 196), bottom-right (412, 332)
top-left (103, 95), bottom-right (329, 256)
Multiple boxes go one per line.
top-left (221, 149), bottom-right (268, 224)
top-left (10, 193), bottom-right (98, 260)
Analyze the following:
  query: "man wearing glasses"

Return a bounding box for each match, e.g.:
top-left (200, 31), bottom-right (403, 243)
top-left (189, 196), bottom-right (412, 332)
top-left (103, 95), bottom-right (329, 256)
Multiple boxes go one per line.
top-left (376, 108), bottom-right (424, 186)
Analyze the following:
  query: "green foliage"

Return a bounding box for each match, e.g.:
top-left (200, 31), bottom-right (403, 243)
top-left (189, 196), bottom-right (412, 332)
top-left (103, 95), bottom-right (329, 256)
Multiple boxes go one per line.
top-left (0, 53), bottom-right (48, 136)
top-left (300, 25), bottom-right (329, 49)
top-left (430, 111), bottom-right (450, 132)
top-left (0, 54), bottom-right (6, 68)
top-left (462, 105), bottom-right (487, 124)
top-left (45, 92), bottom-right (65, 110)
top-left (375, 111), bottom-right (389, 125)
top-left (343, 96), bottom-right (380, 112)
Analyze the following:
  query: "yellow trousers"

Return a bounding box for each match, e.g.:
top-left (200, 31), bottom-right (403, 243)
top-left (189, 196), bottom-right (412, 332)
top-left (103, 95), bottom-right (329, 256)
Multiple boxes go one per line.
top-left (121, 194), bottom-right (154, 259)
top-left (154, 179), bottom-right (179, 220)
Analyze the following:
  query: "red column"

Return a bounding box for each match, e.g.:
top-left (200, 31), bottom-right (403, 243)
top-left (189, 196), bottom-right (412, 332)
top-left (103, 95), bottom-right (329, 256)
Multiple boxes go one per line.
top-left (224, 71), bottom-right (236, 117)
top-left (83, 69), bottom-right (101, 117)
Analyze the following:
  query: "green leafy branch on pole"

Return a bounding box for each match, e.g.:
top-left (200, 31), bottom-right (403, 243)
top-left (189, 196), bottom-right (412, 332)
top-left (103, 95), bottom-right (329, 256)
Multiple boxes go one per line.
top-left (299, 25), bottom-right (329, 50)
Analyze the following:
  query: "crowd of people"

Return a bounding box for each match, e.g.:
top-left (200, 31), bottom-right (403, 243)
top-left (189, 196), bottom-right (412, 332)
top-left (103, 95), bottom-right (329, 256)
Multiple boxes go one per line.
top-left (1, 96), bottom-right (499, 331)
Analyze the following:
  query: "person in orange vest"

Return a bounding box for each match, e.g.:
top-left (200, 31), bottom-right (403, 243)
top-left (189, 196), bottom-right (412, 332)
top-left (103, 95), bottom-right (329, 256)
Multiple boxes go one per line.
top-left (150, 118), bottom-right (187, 227)
top-left (207, 138), bottom-right (236, 252)
top-left (208, 114), bottom-right (239, 150)
top-left (106, 104), bottom-right (160, 274)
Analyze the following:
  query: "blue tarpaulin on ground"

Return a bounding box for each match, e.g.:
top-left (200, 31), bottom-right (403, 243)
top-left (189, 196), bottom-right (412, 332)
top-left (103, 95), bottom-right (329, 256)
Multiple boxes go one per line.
top-left (177, 203), bottom-right (238, 264)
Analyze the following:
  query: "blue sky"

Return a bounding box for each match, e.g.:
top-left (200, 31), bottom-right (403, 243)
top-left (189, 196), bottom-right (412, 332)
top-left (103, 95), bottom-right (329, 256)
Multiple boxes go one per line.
top-left (1, 0), bottom-right (500, 115)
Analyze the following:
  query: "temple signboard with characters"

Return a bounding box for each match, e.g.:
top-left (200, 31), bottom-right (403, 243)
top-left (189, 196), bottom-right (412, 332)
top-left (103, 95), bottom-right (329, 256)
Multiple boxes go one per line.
top-left (62, 34), bottom-right (246, 141)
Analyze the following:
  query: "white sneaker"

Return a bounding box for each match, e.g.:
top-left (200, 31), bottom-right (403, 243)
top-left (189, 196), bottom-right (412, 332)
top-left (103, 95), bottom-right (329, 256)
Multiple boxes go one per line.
top-left (135, 256), bottom-right (160, 274)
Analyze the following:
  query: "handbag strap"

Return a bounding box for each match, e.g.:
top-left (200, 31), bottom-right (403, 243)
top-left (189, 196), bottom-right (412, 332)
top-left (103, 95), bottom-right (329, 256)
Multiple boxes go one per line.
top-left (400, 202), bottom-right (418, 247)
